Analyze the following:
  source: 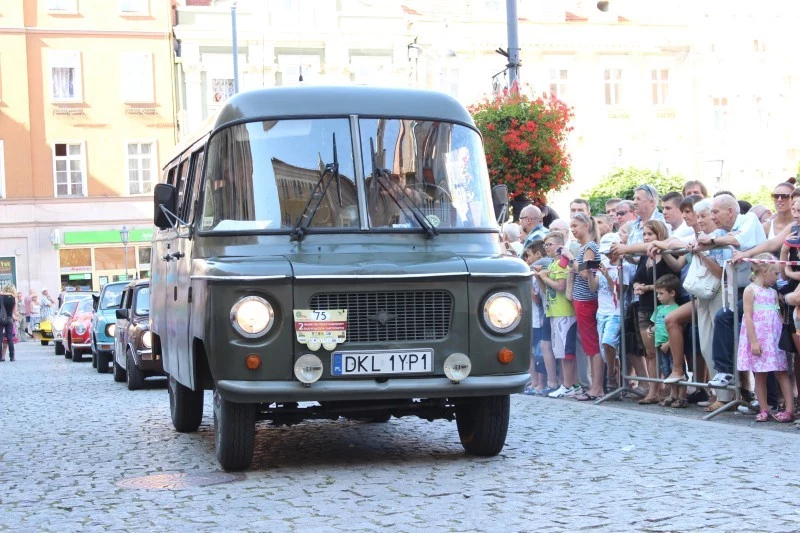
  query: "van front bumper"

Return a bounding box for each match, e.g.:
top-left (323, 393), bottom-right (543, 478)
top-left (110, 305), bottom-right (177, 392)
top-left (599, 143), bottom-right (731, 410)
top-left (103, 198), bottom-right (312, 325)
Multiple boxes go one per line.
top-left (215, 373), bottom-right (529, 403)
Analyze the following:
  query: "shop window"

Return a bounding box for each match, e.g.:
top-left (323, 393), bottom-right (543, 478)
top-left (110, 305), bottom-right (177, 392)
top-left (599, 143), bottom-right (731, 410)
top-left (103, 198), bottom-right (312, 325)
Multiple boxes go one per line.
top-left (95, 247), bottom-right (133, 271)
top-left (59, 248), bottom-right (91, 269)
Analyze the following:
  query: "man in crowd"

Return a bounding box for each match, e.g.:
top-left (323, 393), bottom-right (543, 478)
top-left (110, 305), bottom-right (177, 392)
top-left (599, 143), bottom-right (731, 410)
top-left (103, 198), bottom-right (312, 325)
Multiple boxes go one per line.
top-left (682, 180), bottom-right (708, 198)
top-left (662, 191), bottom-right (695, 242)
top-left (695, 194), bottom-right (766, 404)
top-left (614, 200), bottom-right (637, 228)
top-left (519, 205), bottom-right (547, 247)
top-left (609, 184), bottom-right (666, 258)
top-left (570, 198), bottom-right (591, 217)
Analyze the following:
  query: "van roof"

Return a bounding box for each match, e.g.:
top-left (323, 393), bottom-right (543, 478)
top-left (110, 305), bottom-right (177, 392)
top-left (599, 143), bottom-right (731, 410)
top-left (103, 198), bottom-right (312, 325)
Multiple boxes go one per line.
top-left (213, 85), bottom-right (475, 130)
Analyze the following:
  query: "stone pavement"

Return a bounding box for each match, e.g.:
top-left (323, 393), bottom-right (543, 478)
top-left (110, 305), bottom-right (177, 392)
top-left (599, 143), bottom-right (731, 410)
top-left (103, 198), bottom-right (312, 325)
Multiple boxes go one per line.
top-left (1, 341), bottom-right (799, 532)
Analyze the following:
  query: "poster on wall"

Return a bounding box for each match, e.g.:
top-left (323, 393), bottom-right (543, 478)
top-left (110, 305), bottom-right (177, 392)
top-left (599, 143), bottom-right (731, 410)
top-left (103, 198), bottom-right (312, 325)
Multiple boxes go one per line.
top-left (0, 257), bottom-right (16, 287)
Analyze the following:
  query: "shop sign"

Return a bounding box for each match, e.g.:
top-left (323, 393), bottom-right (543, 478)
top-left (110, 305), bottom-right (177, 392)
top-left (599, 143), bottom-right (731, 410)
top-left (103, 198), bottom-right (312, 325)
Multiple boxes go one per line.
top-left (68, 273), bottom-right (93, 281)
top-left (63, 228), bottom-right (154, 245)
top-left (60, 266), bottom-right (93, 274)
top-left (0, 257), bottom-right (16, 286)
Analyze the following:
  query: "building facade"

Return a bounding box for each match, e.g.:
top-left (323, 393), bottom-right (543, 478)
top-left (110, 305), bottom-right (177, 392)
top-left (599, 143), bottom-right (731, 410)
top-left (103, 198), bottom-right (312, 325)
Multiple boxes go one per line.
top-left (0, 0), bottom-right (176, 294)
top-left (173, 0), bottom-right (799, 213)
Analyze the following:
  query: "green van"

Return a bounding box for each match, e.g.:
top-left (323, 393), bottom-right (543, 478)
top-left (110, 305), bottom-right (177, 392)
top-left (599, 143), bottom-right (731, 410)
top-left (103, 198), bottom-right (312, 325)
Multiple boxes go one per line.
top-left (151, 86), bottom-right (531, 470)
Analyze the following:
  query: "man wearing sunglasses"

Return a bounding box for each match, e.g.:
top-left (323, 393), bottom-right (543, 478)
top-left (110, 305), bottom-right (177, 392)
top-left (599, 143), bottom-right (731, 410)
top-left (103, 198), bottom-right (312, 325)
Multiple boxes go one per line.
top-left (613, 200), bottom-right (637, 227)
top-left (519, 205), bottom-right (547, 247)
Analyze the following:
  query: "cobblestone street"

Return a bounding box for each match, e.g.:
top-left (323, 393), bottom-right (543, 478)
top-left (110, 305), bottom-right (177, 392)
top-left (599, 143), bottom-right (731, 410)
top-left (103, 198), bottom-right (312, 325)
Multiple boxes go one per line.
top-left (1, 341), bottom-right (799, 532)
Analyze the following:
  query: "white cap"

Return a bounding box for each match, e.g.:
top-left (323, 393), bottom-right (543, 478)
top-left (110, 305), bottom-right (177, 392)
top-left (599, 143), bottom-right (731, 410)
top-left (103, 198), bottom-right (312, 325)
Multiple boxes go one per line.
top-left (598, 232), bottom-right (621, 255)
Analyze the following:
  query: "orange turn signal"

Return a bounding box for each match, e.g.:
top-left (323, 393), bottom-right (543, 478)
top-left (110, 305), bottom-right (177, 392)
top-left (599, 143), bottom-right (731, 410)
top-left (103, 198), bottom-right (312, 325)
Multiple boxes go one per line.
top-left (245, 354), bottom-right (262, 370)
top-left (498, 348), bottom-right (514, 364)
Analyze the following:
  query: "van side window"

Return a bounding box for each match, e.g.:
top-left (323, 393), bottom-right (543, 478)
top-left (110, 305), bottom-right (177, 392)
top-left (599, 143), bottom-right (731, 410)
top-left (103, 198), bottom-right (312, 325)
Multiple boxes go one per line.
top-left (182, 150), bottom-right (205, 223)
top-left (165, 167), bottom-right (176, 187)
top-left (175, 159), bottom-right (191, 222)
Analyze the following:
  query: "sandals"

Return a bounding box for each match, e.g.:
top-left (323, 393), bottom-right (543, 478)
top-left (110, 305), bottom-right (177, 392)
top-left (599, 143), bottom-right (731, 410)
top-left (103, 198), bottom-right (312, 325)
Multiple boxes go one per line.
top-left (703, 400), bottom-right (726, 412)
top-left (575, 392), bottom-right (599, 402)
top-left (773, 410), bottom-right (795, 423)
top-left (755, 410), bottom-right (770, 422)
top-left (638, 397), bottom-right (659, 405)
top-left (669, 398), bottom-right (688, 409)
top-left (659, 396), bottom-right (677, 407)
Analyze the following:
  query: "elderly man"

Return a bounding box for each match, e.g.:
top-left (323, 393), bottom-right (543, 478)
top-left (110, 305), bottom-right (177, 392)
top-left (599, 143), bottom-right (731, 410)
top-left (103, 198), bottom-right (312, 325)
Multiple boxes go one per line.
top-left (613, 200), bottom-right (636, 227)
top-left (610, 184), bottom-right (666, 258)
top-left (694, 194), bottom-right (766, 405)
top-left (749, 204), bottom-right (772, 224)
top-left (519, 205), bottom-right (547, 247)
top-left (570, 198), bottom-right (591, 216)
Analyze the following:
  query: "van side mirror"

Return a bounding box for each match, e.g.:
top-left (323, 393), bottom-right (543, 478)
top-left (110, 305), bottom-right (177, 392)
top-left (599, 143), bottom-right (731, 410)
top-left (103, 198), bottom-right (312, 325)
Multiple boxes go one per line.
top-left (154, 183), bottom-right (177, 230)
top-left (492, 184), bottom-right (509, 224)
top-left (116, 308), bottom-right (129, 320)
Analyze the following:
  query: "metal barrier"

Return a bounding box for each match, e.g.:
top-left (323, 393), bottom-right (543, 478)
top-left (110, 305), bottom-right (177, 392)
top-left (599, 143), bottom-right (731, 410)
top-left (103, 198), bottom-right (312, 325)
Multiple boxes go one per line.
top-left (595, 249), bottom-right (758, 420)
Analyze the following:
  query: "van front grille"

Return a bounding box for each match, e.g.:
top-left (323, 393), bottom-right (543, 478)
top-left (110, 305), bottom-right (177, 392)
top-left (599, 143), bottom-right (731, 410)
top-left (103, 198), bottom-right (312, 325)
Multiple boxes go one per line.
top-left (308, 290), bottom-right (453, 342)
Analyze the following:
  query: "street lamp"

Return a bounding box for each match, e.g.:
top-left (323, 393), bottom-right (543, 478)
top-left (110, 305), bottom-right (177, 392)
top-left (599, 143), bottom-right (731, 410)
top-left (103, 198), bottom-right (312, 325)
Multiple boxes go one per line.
top-left (120, 226), bottom-right (129, 281)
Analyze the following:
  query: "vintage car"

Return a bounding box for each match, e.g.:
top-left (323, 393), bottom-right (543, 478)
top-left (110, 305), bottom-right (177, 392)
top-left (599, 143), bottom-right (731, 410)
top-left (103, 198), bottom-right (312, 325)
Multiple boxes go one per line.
top-left (64, 297), bottom-right (95, 362)
top-left (31, 314), bottom-right (55, 346)
top-left (52, 300), bottom-right (83, 356)
top-left (90, 281), bottom-right (128, 374)
top-left (113, 280), bottom-right (160, 390)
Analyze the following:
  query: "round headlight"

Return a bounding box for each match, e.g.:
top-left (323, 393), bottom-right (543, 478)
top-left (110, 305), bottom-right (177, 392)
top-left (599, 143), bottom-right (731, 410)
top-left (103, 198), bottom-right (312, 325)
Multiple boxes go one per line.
top-left (230, 296), bottom-right (274, 338)
top-left (483, 292), bottom-right (522, 333)
top-left (142, 331), bottom-right (152, 348)
top-left (294, 354), bottom-right (323, 384)
top-left (106, 324), bottom-right (116, 337)
top-left (75, 324), bottom-right (87, 335)
top-left (443, 353), bottom-right (472, 383)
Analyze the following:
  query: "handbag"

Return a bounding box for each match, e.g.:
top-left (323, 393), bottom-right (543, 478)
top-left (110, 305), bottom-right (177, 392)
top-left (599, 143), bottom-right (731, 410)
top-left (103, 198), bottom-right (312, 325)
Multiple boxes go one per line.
top-left (779, 304), bottom-right (796, 353)
top-left (683, 253), bottom-right (721, 300)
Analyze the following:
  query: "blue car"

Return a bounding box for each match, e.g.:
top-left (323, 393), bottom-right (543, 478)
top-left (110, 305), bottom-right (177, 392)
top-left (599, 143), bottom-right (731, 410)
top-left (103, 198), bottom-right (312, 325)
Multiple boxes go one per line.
top-left (91, 281), bottom-right (128, 374)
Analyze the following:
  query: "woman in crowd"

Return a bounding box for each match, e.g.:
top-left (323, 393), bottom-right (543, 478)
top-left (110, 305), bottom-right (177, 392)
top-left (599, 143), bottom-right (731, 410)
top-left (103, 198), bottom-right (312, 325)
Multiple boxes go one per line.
top-left (0, 284), bottom-right (18, 362)
top-left (763, 182), bottom-right (795, 239)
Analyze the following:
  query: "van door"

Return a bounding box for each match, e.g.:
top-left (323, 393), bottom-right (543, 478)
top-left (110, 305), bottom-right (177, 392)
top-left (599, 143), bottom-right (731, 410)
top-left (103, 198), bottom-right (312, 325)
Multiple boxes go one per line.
top-left (152, 167), bottom-right (177, 376)
top-left (169, 149), bottom-right (203, 386)
top-left (164, 157), bottom-right (191, 380)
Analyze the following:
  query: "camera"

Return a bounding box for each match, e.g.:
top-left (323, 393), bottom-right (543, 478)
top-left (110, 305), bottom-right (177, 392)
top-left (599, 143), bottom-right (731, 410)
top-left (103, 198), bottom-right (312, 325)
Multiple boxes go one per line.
top-left (584, 259), bottom-right (601, 269)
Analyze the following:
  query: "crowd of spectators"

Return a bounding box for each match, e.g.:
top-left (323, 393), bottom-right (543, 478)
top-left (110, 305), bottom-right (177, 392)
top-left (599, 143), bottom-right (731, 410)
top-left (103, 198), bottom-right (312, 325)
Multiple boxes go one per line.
top-left (500, 178), bottom-right (800, 423)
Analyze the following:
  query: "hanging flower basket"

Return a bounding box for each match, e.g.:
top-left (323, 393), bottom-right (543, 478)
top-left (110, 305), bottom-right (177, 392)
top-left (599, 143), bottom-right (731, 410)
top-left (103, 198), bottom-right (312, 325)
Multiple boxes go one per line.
top-left (469, 88), bottom-right (574, 201)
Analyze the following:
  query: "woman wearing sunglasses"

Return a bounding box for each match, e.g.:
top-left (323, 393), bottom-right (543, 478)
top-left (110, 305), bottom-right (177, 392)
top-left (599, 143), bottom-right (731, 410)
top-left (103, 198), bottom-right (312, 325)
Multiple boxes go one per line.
top-left (763, 182), bottom-right (795, 239)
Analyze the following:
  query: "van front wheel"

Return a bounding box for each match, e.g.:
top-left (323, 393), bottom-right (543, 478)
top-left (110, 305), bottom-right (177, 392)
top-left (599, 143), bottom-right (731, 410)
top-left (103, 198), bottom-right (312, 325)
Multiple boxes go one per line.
top-left (455, 395), bottom-right (510, 457)
top-left (169, 375), bottom-right (204, 432)
top-left (213, 390), bottom-right (255, 471)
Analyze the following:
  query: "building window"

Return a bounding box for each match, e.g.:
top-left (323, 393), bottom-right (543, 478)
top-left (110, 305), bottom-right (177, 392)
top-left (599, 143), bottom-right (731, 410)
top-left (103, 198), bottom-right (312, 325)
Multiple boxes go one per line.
top-left (549, 69), bottom-right (568, 100)
top-left (50, 51), bottom-right (82, 102)
top-left (350, 55), bottom-right (392, 85)
top-left (53, 142), bottom-right (86, 197)
top-left (47, 0), bottom-right (77, 12)
top-left (604, 68), bottom-right (622, 105)
top-left (712, 97), bottom-right (728, 131)
top-left (0, 140), bottom-right (5, 198)
top-left (210, 78), bottom-right (235, 104)
top-left (120, 53), bottom-right (153, 103)
top-left (651, 69), bottom-right (669, 105)
top-left (119, 0), bottom-right (148, 14)
top-left (127, 142), bottom-right (155, 195)
top-left (277, 54), bottom-right (321, 86)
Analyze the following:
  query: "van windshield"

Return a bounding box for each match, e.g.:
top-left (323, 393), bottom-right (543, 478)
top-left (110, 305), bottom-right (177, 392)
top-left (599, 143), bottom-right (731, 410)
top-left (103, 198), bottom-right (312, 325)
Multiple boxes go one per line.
top-left (199, 117), bottom-right (495, 233)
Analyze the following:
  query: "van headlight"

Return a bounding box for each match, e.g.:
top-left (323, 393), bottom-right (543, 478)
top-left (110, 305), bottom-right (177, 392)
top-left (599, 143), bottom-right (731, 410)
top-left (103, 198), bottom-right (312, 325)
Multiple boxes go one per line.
top-left (106, 324), bottom-right (116, 337)
top-left (142, 331), bottom-right (152, 348)
top-left (482, 292), bottom-right (522, 334)
top-left (230, 296), bottom-right (275, 338)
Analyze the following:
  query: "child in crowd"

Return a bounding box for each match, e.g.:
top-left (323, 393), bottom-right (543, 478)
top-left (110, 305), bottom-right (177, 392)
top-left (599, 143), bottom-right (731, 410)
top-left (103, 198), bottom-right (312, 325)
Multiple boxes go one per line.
top-left (534, 232), bottom-right (581, 399)
top-left (648, 274), bottom-right (685, 407)
top-left (738, 254), bottom-right (795, 422)
top-left (591, 233), bottom-right (623, 392)
top-left (522, 241), bottom-right (555, 395)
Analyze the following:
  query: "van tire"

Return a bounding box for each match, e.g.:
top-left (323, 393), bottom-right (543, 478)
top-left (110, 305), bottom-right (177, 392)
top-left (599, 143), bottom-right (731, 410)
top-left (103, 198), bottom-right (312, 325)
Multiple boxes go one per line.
top-left (213, 390), bottom-right (255, 471)
top-left (455, 395), bottom-right (510, 457)
top-left (97, 351), bottom-right (110, 374)
top-left (113, 359), bottom-right (126, 382)
top-left (55, 341), bottom-right (65, 356)
top-left (126, 350), bottom-right (144, 391)
top-left (169, 375), bottom-right (204, 433)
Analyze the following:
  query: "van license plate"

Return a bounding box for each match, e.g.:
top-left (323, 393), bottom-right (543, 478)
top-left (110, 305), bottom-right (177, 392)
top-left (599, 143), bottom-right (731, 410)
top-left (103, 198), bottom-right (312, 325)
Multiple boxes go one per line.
top-left (332, 349), bottom-right (433, 376)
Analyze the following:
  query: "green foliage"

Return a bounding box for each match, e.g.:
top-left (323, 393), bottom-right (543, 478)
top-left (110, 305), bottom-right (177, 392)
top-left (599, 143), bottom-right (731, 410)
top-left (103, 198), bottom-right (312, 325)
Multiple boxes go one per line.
top-left (583, 167), bottom-right (686, 214)
top-left (738, 186), bottom-right (773, 209)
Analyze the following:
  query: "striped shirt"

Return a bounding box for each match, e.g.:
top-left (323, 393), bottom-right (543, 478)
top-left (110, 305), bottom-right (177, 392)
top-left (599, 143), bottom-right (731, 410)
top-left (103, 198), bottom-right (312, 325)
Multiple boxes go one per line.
top-left (572, 241), bottom-right (599, 301)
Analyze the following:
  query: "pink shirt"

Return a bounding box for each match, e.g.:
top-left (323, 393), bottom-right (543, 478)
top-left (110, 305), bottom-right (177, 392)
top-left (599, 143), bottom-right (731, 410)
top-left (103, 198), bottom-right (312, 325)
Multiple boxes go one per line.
top-left (24, 295), bottom-right (31, 316)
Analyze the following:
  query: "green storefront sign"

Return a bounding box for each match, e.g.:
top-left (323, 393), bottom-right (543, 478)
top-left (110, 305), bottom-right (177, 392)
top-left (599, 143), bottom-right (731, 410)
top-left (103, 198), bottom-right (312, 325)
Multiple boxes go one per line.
top-left (63, 228), bottom-right (153, 245)
top-left (0, 257), bottom-right (16, 287)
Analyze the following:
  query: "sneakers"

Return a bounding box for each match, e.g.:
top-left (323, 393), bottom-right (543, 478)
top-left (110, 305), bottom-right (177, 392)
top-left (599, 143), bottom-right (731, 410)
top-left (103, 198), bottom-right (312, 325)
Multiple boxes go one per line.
top-left (709, 373), bottom-right (734, 387)
top-left (547, 384), bottom-right (583, 398)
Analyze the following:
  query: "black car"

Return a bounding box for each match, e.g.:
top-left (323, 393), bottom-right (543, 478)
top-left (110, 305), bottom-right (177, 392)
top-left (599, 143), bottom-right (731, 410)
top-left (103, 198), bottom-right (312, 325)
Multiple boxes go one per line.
top-left (112, 280), bottom-right (162, 390)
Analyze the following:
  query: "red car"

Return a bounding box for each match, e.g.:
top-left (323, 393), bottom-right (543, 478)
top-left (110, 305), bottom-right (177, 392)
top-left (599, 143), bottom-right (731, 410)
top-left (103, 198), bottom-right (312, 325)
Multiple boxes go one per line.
top-left (63, 297), bottom-right (94, 362)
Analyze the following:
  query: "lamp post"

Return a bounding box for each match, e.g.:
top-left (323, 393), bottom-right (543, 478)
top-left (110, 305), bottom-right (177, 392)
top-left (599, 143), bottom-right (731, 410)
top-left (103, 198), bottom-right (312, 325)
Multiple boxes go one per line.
top-left (120, 226), bottom-right (129, 281)
top-left (231, 1), bottom-right (239, 94)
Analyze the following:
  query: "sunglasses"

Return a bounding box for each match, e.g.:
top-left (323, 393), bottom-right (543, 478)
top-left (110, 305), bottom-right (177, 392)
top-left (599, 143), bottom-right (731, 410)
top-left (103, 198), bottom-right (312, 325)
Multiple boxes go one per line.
top-left (616, 210), bottom-right (630, 216)
top-left (773, 193), bottom-right (791, 200)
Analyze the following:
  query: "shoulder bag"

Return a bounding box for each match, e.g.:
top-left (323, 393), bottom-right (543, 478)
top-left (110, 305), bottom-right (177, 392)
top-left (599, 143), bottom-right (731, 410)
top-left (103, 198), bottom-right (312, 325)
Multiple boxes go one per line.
top-left (683, 253), bottom-right (721, 300)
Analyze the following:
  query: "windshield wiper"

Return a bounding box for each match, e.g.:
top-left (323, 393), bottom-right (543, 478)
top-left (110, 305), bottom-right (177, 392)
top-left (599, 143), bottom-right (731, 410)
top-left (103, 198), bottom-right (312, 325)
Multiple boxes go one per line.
top-left (290, 133), bottom-right (342, 242)
top-left (369, 137), bottom-right (437, 239)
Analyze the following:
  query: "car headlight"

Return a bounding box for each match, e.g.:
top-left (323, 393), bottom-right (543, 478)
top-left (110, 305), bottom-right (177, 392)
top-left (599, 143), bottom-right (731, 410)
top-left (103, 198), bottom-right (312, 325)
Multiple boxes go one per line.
top-left (142, 331), bottom-right (152, 348)
top-left (106, 324), bottom-right (116, 337)
top-left (75, 324), bottom-right (87, 335)
top-left (482, 292), bottom-right (522, 334)
top-left (230, 296), bottom-right (274, 338)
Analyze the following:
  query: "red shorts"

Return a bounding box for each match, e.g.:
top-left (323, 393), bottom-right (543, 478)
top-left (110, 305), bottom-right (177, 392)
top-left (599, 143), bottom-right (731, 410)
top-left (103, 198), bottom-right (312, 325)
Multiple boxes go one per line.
top-left (573, 299), bottom-right (600, 356)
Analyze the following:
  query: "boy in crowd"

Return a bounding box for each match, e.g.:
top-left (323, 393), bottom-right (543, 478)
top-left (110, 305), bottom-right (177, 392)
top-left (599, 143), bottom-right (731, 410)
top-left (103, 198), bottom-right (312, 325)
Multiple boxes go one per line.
top-left (648, 274), bottom-right (684, 407)
top-left (534, 232), bottom-right (581, 398)
top-left (591, 232), bottom-right (624, 392)
top-left (522, 240), bottom-right (556, 394)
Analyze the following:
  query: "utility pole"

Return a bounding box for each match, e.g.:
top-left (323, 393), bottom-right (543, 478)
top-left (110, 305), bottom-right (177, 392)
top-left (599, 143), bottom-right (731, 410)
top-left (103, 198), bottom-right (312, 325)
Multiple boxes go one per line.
top-left (505, 0), bottom-right (520, 89)
top-left (231, 1), bottom-right (239, 93)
